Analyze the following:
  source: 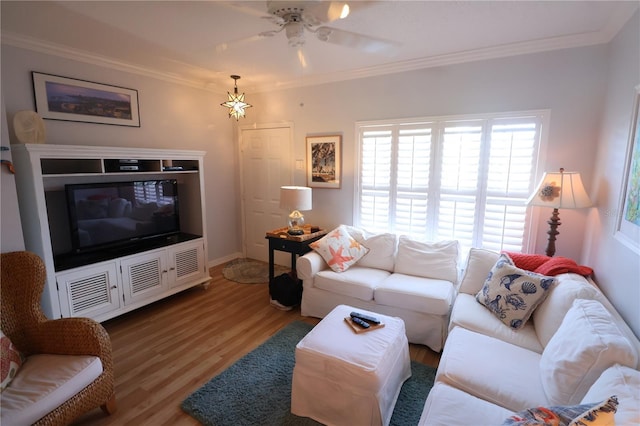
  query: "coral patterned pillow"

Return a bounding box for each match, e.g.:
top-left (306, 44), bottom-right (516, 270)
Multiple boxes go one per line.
top-left (310, 225), bottom-right (369, 272)
top-left (1, 330), bottom-right (22, 391)
top-left (476, 254), bottom-right (556, 330)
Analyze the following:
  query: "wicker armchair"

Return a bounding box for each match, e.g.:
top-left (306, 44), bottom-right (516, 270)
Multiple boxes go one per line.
top-left (0, 251), bottom-right (116, 425)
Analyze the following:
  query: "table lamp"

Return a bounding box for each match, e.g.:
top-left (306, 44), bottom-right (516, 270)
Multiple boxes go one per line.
top-left (280, 186), bottom-right (312, 235)
top-left (527, 168), bottom-right (592, 256)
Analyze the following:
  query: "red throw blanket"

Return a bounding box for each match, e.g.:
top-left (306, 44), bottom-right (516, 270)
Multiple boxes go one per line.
top-left (504, 252), bottom-right (593, 277)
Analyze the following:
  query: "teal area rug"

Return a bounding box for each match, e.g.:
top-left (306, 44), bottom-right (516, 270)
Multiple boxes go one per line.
top-left (181, 321), bottom-right (436, 426)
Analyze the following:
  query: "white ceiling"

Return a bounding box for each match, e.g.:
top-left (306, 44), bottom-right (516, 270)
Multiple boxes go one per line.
top-left (1, 1), bottom-right (637, 93)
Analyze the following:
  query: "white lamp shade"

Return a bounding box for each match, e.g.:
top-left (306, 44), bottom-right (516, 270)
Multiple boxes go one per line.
top-left (280, 186), bottom-right (312, 211)
top-left (527, 170), bottom-right (592, 209)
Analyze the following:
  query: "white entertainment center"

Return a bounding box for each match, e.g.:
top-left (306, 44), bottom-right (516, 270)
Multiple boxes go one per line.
top-left (10, 143), bottom-right (211, 322)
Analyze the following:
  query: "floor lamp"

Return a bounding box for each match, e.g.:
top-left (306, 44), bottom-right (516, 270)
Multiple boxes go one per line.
top-left (280, 186), bottom-right (312, 235)
top-left (527, 168), bottom-right (592, 257)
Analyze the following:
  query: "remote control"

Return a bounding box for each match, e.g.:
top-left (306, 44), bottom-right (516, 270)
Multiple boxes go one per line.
top-left (350, 316), bottom-right (370, 329)
top-left (350, 311), bottom-right (380, 325)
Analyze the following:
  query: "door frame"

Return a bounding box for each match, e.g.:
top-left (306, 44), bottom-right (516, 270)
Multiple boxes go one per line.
top-left (238, 122), bottom-right (295, 258)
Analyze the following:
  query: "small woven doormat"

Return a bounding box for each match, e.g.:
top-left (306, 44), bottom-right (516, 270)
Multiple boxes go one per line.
top-left (222, 258), bottom-right (289, 284)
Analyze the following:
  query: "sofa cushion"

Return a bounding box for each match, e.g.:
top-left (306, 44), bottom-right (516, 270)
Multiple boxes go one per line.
top-left (0, 354), bottom-right (103, 426)
top-left (533, 273), bottom-right (599, 348)
top-left (310, 225), bottom-right (369, 272)
top-left (419, 382), bottom-right (514, 426)
top-left (375, 273), bottom-right (455, 316)
top-left (355, 232), bottom-right (397, 272)
top-left (0, 330), bottom-right (22, 391)
top-left (502, 395), bottom-right (618, 426)
top-left (540, 299), bottom-right (638, 405)
top-left (394, 237), bottom-right (458, 282)
top-left (476, 254), bottom-right (555, 330)
top-left (459, 248), bottom-right (500, 295)
top-left (582, 364), bottom-right (640, 426)
top-left (313, 266), bottom-right (390, 301)
top-left (449, 293), bottom-right (543, 353)
top-left (436, 327), bottom-right (547, 411)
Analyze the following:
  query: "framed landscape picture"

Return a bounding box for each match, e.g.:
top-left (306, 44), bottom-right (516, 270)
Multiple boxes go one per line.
top-left (32, 72), bottom-right (140, 127)
top-left (615, 85), bottom-right (640, 254)
top-left (306, 134), bottom-right (341, 188)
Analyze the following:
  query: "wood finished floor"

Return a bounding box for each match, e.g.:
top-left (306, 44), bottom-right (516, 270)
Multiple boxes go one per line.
top-left (73, 262), bottom-right (440, 425)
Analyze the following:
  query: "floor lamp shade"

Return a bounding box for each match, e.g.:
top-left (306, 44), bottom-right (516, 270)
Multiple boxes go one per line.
top-left (280, 186), bottom-right (312, 235)
top-left (527, 168), bottom-right (592, 256)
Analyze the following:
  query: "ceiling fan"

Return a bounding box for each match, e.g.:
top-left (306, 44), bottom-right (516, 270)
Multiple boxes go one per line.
top-left (217, 1), bottom-right (399, 54)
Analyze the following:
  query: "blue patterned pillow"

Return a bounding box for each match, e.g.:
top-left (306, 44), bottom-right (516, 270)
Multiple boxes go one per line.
top-left (502, 395), bottom-right (618, 426)
top-left (476, 254), bottom-right (555, 330)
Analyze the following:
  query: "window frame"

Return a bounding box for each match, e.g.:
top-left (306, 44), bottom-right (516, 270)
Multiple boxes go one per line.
top-left (353, 110), bottom-right (550, 254)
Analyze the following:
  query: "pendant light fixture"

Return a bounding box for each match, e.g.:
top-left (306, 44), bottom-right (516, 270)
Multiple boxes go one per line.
top-left (220, 75), bottom-right (252, 120)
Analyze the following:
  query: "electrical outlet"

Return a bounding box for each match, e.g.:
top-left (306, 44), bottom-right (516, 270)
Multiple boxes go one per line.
top-left (295, 160), bottom-right (304, 170)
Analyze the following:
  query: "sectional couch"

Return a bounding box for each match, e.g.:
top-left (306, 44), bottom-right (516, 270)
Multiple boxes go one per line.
top-left (297, 225), bottom-right (459, 352)
top-left (419, 248), bottom-right (640, 425)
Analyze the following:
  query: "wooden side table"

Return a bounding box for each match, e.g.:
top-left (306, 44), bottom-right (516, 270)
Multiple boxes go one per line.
top-left (265, 226), bottom-right (327, 283)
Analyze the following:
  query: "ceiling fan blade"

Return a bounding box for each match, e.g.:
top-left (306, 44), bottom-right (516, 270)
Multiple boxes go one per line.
top-left (315, 26), bottom-right (400, 54)
top-left (216, 30), bottom-right (279, 54)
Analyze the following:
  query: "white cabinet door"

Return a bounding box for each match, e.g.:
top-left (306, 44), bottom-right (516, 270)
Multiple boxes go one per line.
top-left (56, 261), bottom-right (121, 319)
top-left (120, 249), bottom-right (168, 305)
top-left (167, 240), bottom-right (207, 288)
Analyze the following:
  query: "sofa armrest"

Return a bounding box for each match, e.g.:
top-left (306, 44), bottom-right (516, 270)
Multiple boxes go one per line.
top-left (297, 251), bottom-right (327, 280)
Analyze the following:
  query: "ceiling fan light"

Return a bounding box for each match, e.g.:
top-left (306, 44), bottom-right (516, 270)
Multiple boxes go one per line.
top-left (285, 21), bottom-right (305, 47)
top-left (340, 4), bottom-right (350, 19)
top-left (220, 75), bottom-right (252, 121)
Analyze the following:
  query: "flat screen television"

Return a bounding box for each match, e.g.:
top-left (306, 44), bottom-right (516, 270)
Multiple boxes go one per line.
top-left (65, 179), bottom-right (180, 253)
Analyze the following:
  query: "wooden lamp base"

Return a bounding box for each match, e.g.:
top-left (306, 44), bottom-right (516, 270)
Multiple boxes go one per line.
top-left (545, 208), bottom-right (561, 257)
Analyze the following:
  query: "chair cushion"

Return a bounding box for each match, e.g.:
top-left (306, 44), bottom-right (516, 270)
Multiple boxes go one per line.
top-left (374, 273), bottom-right (455, 316)
top-left (540, 299), bottom-right (638, 405)
top-left (1, 330), bottom-right (22, 391)
top-left (310, 225), bottom-right (369, 272)
top-left (449, 293), bottom-right (543, 353)
top-left (1, 354), bottom-right (103, 426)
top-left (313, 266), bottom-right (389, 301)
top-left (533, 273), bottom-right (599, 347)
top-left (476, 254), bottom-right (555, 330)
top-left (355, 232), bottom-right (397, 272)
top-left (459, 248), bottom-right (500, 295)
top-left (394, 237), bottom-right (458, 282)
top-left (419, 382), bottom-right (514, 426)
top-left (436, 327), bottom-right (547, 411)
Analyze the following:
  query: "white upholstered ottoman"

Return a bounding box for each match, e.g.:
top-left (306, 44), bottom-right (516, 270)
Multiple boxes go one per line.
top-left (291, 304), bottom-right (411, 426)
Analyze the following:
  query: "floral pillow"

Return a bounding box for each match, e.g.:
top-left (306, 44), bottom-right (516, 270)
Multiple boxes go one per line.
top-left (310, 225), bottom-right (369, 272)
top-left (502, 395), bottom-right (618, 426)
top-left (1, 330), bottom-right (22, 392)
top-left (476, 254), bottom-right (555, 330)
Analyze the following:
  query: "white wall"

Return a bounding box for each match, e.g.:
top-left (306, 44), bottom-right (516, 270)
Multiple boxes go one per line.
top-left (248, 44), bottom-right (609, 262)
top-left (0, 45), bottom-right (240, 263)
top-left (1, 95), bottom-right (25, 252)
top-left (584, 11), bottom-right (640, 338)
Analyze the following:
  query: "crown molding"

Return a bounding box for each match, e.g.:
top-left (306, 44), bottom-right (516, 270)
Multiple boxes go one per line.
top-left (3, 0), bottom-right (635, 96)
top-left (259, 29), bottom-right (615, 92)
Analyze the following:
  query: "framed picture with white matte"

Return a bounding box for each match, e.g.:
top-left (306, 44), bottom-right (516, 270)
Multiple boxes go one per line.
top-left (32, 71), bottom-right (140, 127)
top-left (615, 85), bottom-right (640, 254)
top-left (306, 134), bottom-right (341, 189)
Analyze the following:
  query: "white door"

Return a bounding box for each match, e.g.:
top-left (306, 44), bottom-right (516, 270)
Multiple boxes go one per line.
top-left (240, 125), bottom-right (293, 262)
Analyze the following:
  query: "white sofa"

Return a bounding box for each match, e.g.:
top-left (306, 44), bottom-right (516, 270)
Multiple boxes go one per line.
top-left (419, 248), bottom-right (640, 425)
top-left (297, 225), bottom-right (459, 352)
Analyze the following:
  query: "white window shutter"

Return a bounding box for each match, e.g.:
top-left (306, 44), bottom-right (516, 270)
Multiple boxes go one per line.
top-left (356, 112), bottom-right (546, 252)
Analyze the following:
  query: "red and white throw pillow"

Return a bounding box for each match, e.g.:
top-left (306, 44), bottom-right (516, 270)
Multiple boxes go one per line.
top-left (1, 329), bottom-right (22, 391)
